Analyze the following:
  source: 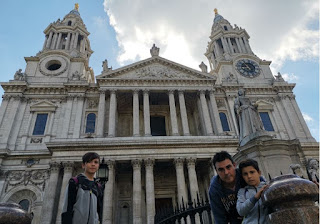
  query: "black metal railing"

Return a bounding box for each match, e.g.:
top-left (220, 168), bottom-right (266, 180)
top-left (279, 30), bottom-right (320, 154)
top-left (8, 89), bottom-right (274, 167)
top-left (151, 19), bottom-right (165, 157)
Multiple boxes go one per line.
top-left (155, 192), bottom-right (212, 224)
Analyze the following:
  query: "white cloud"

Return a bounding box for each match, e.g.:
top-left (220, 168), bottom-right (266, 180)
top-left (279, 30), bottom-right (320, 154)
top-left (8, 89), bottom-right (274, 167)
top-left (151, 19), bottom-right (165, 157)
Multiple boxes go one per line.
top-left (103, 0), bottom-right (319, 73)
top-left (281, 73), bottom-right (299, 82)
top-left (302, 112), bottom-right (314, 123)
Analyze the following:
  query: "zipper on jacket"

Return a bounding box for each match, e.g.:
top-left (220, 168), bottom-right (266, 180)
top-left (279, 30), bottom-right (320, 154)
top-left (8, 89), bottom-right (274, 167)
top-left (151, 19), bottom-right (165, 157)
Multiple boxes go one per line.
top-left (87, 190), bottom-right (92, 224)
top-left (254, 187), bottom-right (260, 224)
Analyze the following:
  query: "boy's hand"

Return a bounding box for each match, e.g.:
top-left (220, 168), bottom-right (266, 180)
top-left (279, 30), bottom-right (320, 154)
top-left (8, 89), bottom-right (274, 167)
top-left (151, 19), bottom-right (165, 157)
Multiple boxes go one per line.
top-left (254, 185), bottom-right (268, 199)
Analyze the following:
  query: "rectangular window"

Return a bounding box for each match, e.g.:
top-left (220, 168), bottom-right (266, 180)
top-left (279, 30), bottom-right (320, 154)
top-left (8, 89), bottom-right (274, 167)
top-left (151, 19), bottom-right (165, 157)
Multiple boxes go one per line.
top-left (150, 116), bottom-right (166, 136)
top-left (32, 114), bottom-right (48, 135)
top-left (259, 112), bottom-right (274, 131)
top-left (219, 112), bottom-right (230, 132)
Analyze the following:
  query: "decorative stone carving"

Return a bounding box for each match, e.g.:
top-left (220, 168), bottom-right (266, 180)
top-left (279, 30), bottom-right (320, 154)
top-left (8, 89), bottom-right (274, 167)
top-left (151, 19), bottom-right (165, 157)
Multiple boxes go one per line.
top-left (62, 161), bottom-right (74, 172)
top-left (216, 99), bottom-right (225, 108)
top-left (30, 138), bottom-right (42, 144)
top-left (102, 59), bottom-right (112, 72)
top-left (71, 71), bottom-right (81, 80)
top-left (173, 158), bottom-right (185, 168)
top-left (131, 159), bottom-right (142, 169)
top-left (289, 164), bottom-right (306, 178)
top-left (186, 157), bottom-right (196, 166)
top-left (222, 72), bottom-right (237, 83)
top-left (274, 72), bottom-right (285, 82)
top-left (21, 158), bottom-right (40, 168)
top-left (234, 89), bottom-right (266, 146)
top-left (13, 69), bottom-right (26, 81)
top-left (307, 158), bottom-right (319, 182)
top-left (199, 62), bottom-right (208, 73)
top-left (144, 158), bottom-right (155, 168)
top-left (87, 99), bottom-right (98, 109)
top-left (150, 44), bottom-right (160, 57)
top-left (5, 170), bottom-right (50, 192)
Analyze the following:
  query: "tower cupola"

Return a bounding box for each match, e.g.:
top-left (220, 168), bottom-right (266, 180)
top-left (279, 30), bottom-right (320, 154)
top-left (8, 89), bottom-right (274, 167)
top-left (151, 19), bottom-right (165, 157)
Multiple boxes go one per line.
top-left (40, 3), bottom-right (93, 59)
top-left (205, 9), bottom-right (255, 71)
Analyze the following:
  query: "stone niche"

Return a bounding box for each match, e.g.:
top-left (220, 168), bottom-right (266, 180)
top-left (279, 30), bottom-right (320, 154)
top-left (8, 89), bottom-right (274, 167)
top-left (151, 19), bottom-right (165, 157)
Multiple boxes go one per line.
top-left (233, 136), bottom-right (306, 179)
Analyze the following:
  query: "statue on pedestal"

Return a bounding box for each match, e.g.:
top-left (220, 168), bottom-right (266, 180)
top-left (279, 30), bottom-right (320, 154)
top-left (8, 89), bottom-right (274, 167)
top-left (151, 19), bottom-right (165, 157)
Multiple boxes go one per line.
top-left (234, 89), bottom-right (264, 146)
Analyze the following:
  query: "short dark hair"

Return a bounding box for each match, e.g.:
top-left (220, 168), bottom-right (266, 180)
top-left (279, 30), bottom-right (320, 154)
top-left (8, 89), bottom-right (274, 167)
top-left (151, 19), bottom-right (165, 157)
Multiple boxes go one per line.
top-left (82, 152), bottom-right (100, 164)
top-left (212, 151), bottom-right (234, 168)
top-left (239, 159), bottom-right (260, 174)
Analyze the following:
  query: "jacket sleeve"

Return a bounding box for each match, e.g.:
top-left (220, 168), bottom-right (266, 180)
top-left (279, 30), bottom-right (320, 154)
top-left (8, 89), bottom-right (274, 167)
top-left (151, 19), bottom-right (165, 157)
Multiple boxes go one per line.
top-left (61, 179), bottom-right (77, 224)
top-left (209, 188), bottom-right (228, 224)
top-left (236, 188), bottom-right (258, 217)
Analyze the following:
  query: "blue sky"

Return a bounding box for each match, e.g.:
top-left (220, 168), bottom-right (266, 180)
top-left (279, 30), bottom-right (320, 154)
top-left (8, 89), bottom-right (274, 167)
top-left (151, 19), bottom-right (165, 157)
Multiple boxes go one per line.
top-left (0, 0), bottom-right (318, 141)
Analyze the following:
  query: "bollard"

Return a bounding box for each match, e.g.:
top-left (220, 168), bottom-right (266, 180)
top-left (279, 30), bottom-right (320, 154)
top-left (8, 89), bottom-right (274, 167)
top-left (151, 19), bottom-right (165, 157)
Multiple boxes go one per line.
top-left (0, 203), bottom-right (32, 224)
top-left (262, 174), bottom-right (319, 224)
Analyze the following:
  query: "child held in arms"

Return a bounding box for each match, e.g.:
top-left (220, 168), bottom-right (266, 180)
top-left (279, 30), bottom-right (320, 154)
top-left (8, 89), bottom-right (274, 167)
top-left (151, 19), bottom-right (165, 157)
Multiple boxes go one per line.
top-left (236, 159), bottom-right (269, 224)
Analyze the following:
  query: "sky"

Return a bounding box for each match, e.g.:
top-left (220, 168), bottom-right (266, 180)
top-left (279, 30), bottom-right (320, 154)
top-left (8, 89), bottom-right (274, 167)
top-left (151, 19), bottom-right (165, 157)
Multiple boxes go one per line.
top-left (0, 0), bottom-right (319, 141)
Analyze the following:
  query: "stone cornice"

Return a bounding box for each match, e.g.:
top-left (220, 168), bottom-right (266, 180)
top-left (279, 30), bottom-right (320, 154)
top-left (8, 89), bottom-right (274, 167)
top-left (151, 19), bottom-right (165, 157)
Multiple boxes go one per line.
top-left (0, 83), bottom-right (27, 93)
top-left (97, 78), bottom-right (215, 88)
top-left (46, 136), bottom-right (238, 153)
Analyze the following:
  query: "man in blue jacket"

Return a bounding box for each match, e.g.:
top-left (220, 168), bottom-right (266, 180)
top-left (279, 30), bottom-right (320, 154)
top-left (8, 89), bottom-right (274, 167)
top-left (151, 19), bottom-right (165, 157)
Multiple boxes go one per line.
top-left (209, 151), bottom-right (243, 224)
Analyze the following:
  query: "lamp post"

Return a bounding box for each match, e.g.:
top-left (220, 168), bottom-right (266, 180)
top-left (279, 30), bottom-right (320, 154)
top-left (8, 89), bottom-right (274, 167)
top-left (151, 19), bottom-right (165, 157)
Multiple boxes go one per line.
top-left (97, 158), bottom-right (109, 186)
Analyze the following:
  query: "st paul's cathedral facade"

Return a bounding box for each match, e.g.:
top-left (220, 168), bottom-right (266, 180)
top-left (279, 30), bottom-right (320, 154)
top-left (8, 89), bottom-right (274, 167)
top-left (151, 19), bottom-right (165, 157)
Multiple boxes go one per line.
top-left (0, 5), bottom-right (318, 224)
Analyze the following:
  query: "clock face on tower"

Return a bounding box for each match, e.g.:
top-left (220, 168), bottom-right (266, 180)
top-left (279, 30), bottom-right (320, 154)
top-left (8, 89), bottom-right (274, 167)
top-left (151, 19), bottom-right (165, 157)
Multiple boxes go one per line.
top-left (235, 59), bottom-right (261, 78)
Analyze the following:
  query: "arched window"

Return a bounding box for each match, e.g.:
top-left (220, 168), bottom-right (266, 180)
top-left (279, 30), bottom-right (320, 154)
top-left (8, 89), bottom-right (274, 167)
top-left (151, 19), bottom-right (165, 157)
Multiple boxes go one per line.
top-left (85, 113), bottom-right (96, 133)
top-left (68, 21), bottom-right (72, 26)
top-left (259, 112), bottom-right (274, 131)
top-left (219, 112), bottom-right (230, 131)
top-left (19, 199), bottom-right (30, 212)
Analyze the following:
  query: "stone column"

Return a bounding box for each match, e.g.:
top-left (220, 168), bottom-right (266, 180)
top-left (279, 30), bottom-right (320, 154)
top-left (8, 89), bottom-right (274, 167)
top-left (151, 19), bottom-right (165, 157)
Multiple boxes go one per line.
top-left (168, 90), bottom-right (179, 136)
top-left (73, 96), bottom-right (84, 138)
top-left (186, 158), bottom-right (201, 224)
top-left (186, 158), bottom-right (200, 202)
top-left (276, 95), bottom-right (296, 139)
top-left (132, 159), bottom-right (142, 224)
top-left (1, 96), bottom-right (20, 145)
top-left (243, 38), bottom-right (252, 53)
top-left (221, 37), bottom-right (230, 54)
top-left (178, 90), bottom-right (190, 136)
top-left (133, 89), bottom-right (140, 137)
top-left (97, 90), bottom-right (106, 137)
top-left (73, 32), bottom-right (79, 49)
top-left (290, 96), bottom-right (314, 140)
top-left (235, 38), bottom-right (243, 53)
top-left (226, 94), bottom-right (239, 135)
top-left (46, 31), bottom-right (53, 48)
top-left (227, 38), bottom-right (234, 53)
top-left (56, 161), bottom-right (74, 224)
top-left (174, 158), bottom-right (188, 205)
top-left (55, 33), bottom-right (62, 49)
top-left (145, 158), bottom-right (155, 224)
top-left (70, 33), bottom-right (76, 50)
top-left (51, 33), bottom-right (58, 49)
top-left (103, 160), bottom-right (116, 224)
top-left (66, 33), bottom-right (71, 50)
top-left (238, 37), bottom-right (247, 53)
top-left (209, 90), bottom-right (223, 134)
top-left (108, 90), bottom-right (117, 137)
top-left (39, 162), bottom-right (60, 224)
top-left (199, 91), bottom-right (213, 136)
top-left (143, 90), bottom-right (151, 136)
top-left (61, 96), bottom-right (73, 138)
top-left (214, 41), bottom-right (222, 57)
top-left (0, 96), bottom-right (10, 127)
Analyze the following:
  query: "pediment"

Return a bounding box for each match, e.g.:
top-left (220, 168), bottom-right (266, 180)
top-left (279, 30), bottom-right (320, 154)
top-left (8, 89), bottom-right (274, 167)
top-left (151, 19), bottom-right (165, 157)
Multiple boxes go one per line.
top-left (30, 101), bottom-right (57, 112)
top-left (96, 56), bottom-right (214, 81)
top-left (256, 100), bottom-right (274, 110)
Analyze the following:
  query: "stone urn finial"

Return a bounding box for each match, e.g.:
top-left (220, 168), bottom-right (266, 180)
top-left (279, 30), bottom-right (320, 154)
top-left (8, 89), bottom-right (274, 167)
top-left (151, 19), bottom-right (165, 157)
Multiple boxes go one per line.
top-left (0, 203), bottom-right (32, 224)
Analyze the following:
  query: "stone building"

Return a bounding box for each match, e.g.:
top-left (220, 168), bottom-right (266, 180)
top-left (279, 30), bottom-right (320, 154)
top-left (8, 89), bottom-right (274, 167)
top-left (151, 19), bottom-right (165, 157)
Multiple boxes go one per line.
top-left (0, 6), bottom-right (318, 224)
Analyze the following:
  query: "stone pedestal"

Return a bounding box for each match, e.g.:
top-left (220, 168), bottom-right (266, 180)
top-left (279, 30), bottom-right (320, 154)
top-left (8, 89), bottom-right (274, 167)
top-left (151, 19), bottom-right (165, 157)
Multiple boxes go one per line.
top-left (262, 174), bottom-right (319, 224)
top-left (0, 203), bottom-right (32, 224)
top-left (234, 136), bottom-right (305, 179)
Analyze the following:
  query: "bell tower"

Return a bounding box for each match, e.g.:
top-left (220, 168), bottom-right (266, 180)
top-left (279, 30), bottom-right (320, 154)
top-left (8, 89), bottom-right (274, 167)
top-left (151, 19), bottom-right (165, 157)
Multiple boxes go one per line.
top-left (24, 4), bottom-right (94, 84)
top-left (205, 9), bottom-right (274, 85)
